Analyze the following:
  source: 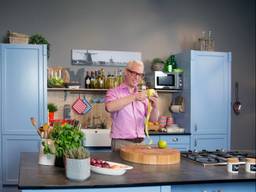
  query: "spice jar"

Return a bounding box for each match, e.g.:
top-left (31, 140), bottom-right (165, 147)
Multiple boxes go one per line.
top-left (227, 158), bottom-right (240, 173)
top-left (245, 158), bottom-right (256, 174)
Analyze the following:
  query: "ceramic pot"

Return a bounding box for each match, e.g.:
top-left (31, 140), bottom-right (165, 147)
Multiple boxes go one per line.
top-left (65, 157), bottom-right (91, 181)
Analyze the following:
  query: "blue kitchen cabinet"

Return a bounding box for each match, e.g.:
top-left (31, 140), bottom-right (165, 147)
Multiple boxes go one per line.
top-left (171, 182), bottom-right (256, 192)
top-left (148, 135), bottom-right (190, 151)
top-left (2, 135), bottom-right (40, 184)
top-left (20, 186), bottom-right (170, 192)
top-left (191, 134), bottom-right (228, 151)
top-left (159, 135), bottom-right (190, 151)
top-left (0, 136), bottom-right (2, 191)
top-left (0, 44), bottom-right (47, 185)
top-left (175, 50), bottom-right (231, 151)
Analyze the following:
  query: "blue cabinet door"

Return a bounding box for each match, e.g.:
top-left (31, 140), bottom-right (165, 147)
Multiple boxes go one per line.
top-left (171, 182), bottom-right (256, 192)
top-left (2, 135), bottom-right (40, 184)
top-left (20, 186), bottom-right (165, 192)
top-left (0, 44), bottom-right (47, 185)
top-left (0, 135), bottom-right (2, 189)
top-left (191, 134), bottom-right (228, 151)
top-left (0, 44), bottom-right (47, 135)
top-left (190, 51), bottom-right (231, 135)
top-left (176, 50), bottom-right (231, 151)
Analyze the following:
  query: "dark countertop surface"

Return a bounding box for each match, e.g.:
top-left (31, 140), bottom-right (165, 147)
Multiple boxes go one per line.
top-left (19, 152), bottom-right (255, 190)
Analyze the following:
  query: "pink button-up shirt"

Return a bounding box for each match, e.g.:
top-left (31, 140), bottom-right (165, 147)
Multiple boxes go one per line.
top-left (105, 83), bottom-right (148, 139)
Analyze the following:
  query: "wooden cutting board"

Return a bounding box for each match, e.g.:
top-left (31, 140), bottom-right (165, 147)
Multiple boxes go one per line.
top-left (120, 145), bottom-right (180, 165)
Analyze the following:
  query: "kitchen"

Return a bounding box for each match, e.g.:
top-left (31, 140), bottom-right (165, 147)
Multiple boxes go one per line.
top-left (0, 0), bottom-right (255, 191)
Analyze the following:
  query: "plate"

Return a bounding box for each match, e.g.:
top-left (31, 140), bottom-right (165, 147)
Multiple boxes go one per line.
top-left (91, 161), bottom-right (133, 176)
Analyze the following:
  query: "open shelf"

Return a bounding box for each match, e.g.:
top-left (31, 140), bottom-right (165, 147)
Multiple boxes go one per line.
top-left (47, 88), bottom-right (180, 93)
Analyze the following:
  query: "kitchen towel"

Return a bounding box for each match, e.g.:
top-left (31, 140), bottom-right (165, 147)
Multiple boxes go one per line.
top-left (72, 97), bottom-right (87, 114)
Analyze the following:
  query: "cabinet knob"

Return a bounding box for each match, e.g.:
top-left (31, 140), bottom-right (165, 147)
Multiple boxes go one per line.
top-left (172, 137), bottom-right (178, 142)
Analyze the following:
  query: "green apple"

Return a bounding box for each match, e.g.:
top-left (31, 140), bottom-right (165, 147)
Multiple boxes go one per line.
top-left (158, 140), bottom-right (167, 149)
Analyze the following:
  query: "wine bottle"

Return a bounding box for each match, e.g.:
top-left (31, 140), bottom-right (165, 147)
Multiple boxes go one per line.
top-left (84, 71), bottom-right (91, 88)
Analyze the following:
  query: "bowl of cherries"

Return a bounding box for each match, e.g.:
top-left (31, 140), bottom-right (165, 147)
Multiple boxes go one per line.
top-left (90, 158), bottom-right (133, 175)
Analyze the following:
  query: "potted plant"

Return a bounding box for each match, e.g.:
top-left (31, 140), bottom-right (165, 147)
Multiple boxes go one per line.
top-left (49, 123), bottom-right (84, 167)
top-left (65, 146), bottom-right (90, 181)
top-left (38, 138), bottom-right (56, 165)
top-left (48, 103), bottom-right (58, 121)
top-left (29, 33), bottom-right (50, 58)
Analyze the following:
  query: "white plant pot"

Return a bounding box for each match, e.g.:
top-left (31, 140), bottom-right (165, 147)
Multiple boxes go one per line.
top-left (38, 139), bottom-right (56, 166)
top-left (65, 157), bottom-right (91, 181)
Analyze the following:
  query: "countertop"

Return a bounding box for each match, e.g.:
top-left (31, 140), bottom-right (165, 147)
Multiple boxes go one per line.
top-left (19, 152), bottom-right (255, 190)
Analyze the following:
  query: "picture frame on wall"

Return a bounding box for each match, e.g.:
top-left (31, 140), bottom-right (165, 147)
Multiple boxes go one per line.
top-left (71, 49), bottom-right (141, 66)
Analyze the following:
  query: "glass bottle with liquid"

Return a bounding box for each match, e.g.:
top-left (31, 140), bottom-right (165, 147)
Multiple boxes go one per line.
top-left (84, 71), bottom-right (91, 88)
top-left (90, 71), bottom-right (95, 89)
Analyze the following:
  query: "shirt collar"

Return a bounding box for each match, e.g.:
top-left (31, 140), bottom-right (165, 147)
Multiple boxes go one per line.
top-left (119, 83), bottom-right (138, 93)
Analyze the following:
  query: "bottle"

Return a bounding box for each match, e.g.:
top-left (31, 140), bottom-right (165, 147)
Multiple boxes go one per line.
top-left (164, 56), bottom-right (172, 72)
top-left (100, 68), bottom-right (106, 89)
top-left (90, 71), bottom-right (95, 89)
top-left (84, 71), bottom-right (91, 88)
top-left (207, 30), bottom-right (215, 51)
top-left (117, 68), bottom-right (123, 85)
top-left (63, 104), bottom-right (71, 120)
top-left (170, 55), bottom-right (177, 70)
top-left (94, 70), bottom-right (99, 89)
top-left (200, 31), bottom-right (206, 51)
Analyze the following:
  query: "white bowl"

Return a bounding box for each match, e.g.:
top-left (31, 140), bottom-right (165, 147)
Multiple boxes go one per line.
top-left (91, 161), bottom-right (133, 176)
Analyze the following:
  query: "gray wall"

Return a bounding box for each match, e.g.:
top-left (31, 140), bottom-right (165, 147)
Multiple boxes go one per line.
top-left (0, 0), bottom-right (255, 150)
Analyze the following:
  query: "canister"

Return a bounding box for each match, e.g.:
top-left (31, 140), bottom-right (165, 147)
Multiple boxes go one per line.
top-left (245, 158), bottom-right (256, 174)
top-left (227, 158), bottom-right (240, 173)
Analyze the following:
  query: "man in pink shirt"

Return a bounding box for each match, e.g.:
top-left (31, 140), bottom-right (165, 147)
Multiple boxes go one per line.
top-left (105, 60), bottom-right (159, 151)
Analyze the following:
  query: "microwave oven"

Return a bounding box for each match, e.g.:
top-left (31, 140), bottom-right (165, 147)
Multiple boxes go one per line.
top-left (149, 71), bottom-right (183, 90)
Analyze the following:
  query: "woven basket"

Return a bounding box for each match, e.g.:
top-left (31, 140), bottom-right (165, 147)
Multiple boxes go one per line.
top-left (9, 36), bottom-right (29, 44)
top-left (8, 31), bottom-right (29, 44)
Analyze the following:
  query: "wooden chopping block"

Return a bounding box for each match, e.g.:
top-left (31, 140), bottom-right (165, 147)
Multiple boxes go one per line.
top-left (120, 145), bottom-right (180, 165)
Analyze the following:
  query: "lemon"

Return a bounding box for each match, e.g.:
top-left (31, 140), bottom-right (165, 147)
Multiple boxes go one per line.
top-left (158, 140), bottom-right (167, 149)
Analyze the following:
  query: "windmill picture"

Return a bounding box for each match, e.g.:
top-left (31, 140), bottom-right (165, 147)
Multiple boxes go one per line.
top-left (72, 49), bottom-right (141, 66)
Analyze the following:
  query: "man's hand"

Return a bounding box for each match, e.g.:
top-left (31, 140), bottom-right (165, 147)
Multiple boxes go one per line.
top-left (135, 90), bottom-right (147, 101)
top-left (149, 91), bottom-right (159, 108)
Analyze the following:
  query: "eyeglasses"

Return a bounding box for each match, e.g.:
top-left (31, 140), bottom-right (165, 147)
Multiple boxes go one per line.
top-left (126, 68), bottom-right (144, 78)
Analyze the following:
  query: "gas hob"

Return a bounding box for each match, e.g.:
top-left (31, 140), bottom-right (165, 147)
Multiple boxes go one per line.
top-left (182, 150), bottom-right (256, 167)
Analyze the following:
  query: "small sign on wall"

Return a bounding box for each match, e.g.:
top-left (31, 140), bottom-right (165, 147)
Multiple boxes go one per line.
top-left (71, 49), bottom-right (141, 66)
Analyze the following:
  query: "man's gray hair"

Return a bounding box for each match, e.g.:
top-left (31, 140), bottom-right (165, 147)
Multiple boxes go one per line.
top-left (127, 60), bottom-right (144, 69)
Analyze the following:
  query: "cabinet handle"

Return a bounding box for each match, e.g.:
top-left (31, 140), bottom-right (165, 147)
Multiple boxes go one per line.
top-left (194, 139), bottom-right (198, 147)
top-left (172, 137), bottom-right (178, 142)
top-left (194, 124), bottom-right (198, 132)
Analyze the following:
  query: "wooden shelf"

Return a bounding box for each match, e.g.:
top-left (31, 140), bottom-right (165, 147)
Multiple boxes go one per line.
top-left (47, 88), bottom-right (180, 93)
top-left (48, 88), bottom-right (108, 92)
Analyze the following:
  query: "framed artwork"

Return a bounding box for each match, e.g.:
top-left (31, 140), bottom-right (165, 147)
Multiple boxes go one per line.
top-left (71, 49), bottom-right (141, 66)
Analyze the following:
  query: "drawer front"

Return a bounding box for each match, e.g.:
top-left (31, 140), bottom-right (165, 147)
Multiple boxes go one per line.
top-left (170, 144), bottom-right (190, 152)
top-left (159, 135), bottom-right (190, 145)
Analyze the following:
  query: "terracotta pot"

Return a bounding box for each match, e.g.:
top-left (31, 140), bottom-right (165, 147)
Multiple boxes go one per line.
top-left (48, 112), bottom-right (55, 121)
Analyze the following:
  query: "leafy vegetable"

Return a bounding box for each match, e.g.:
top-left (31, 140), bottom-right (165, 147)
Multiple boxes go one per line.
top-left (49, 123), bottom-right (84, 158)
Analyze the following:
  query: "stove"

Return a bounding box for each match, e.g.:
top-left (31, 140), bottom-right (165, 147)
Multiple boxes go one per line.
top-left (182, 150), bottom-right (256, 167)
